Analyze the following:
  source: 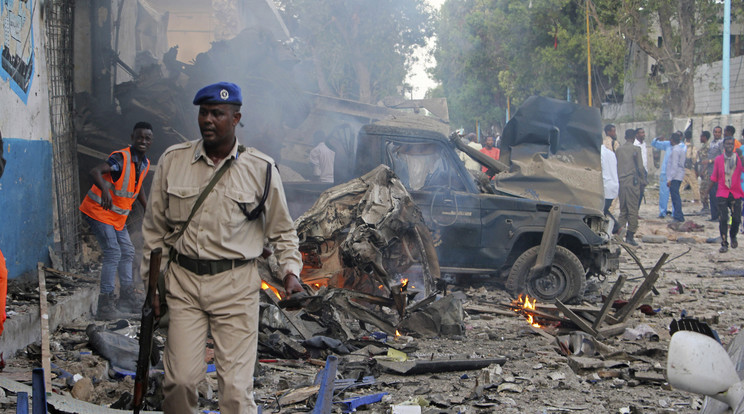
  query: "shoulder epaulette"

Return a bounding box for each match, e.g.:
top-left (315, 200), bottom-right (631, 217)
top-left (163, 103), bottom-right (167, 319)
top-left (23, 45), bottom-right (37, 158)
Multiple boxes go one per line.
top-left (243, 146), bottom-right (275, 165)
top-left (163, 141), bottom-right (194, 156)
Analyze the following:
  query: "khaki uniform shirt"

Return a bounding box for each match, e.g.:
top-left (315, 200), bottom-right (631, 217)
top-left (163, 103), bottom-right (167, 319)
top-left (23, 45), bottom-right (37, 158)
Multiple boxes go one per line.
top-left (141, 139), bottom-right (302, 279)
top-left (696, 141), bottom-right (709, 176)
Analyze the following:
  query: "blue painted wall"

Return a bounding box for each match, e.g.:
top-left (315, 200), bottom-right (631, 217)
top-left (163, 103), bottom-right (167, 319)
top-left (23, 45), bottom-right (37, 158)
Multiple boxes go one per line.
top-left (0, 138), bottom-right (53, 279)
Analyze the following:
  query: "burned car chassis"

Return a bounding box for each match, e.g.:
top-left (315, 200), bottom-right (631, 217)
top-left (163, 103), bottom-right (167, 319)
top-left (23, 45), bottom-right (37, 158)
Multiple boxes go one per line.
top-left (286, 96), bottom-right (619, 303)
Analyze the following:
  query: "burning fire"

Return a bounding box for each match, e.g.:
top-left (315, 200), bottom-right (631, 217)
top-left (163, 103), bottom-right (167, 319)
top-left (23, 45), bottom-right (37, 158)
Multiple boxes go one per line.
top-left (395, 330), bottom-right (401, 338)
top-left (514, 294), bottom-right (541, 328)
top-left (261, 281), bottom-right (282, 300)
top-left (400, 278), bottom-right (408, 288)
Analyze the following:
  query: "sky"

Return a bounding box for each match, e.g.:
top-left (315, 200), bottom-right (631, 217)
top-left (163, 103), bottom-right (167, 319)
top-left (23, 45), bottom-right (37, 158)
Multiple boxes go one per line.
top-left (406, 0), bottom-right (446, 99)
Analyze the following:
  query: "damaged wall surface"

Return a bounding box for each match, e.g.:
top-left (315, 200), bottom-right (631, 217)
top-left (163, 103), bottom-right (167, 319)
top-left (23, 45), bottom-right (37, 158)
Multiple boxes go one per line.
top-left (0, 0), bottom-right (54, 279)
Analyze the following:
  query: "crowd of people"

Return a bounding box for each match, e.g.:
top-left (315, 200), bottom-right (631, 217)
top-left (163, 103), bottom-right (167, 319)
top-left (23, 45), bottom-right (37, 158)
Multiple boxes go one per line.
top-left (601, 123), bottom-right (744, 253)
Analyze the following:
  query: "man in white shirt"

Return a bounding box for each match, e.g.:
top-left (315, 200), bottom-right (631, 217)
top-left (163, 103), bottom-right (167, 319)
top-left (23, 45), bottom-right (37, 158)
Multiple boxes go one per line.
top-left (666, 132), bottom-right (686, 222)
top-left (634, 128), bottom-right (648, 209)
top-left (459, 133), bottom-right (482, 172)
top-left (309, 131), bottom-right (335, 183)
top-left (601, 144), bottom-right (619, 234)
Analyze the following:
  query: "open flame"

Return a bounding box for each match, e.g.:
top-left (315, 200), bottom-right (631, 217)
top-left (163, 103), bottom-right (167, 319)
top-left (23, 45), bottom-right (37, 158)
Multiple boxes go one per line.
top-left (395, 330), bottom-right (401, 338)
top-left (514, 294), bottom-right (541, 328)
top-left (261, 281), bottom-right (282, 300)
top-left (400, 278), bottom-right (408, 288)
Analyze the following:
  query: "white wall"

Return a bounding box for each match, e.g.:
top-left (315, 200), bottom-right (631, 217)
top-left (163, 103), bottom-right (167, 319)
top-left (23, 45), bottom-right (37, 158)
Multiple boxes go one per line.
top-left (695, 55), bottom-right (744, 114)
top-left (1, 0), bottom-right (55, 279)
top-left (1, 0), bottom-right (52, 140)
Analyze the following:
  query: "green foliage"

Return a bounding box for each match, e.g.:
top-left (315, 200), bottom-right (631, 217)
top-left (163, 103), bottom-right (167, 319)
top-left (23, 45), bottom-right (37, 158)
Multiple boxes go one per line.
top-left (432, 0), bottom-right (625, 132)
top-left (592, 0), bottom-right (735, 115)
top-left (277, 0), bottom-right (434, 104)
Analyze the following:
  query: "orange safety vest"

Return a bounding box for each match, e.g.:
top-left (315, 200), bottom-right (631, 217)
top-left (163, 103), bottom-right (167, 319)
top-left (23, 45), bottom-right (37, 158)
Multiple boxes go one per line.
top-left (0, 249), bottom-right (6, 337)
top-left (79, 147), bottom-right (150, 230)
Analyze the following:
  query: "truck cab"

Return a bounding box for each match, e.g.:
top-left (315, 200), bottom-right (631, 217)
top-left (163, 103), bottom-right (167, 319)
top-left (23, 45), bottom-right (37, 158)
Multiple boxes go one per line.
top-left (285, 96), bottom-right (620, 303)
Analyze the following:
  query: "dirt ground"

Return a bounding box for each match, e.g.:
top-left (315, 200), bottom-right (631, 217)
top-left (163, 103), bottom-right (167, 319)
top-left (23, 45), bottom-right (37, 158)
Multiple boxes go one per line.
top-left (1, 184), bottom-right (743, 413)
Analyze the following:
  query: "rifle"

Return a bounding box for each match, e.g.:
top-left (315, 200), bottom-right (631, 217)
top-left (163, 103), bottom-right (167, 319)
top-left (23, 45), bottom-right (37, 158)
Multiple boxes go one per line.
top-left (133, 248), bottom-right (162, 413)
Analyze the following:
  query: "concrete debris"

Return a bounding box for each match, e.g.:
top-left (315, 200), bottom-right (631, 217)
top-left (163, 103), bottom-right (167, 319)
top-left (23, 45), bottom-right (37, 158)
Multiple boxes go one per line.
top-left (622, 324), bottom-right (660, 342)
top-left (70, 377), bottom-right (94, 402)
top-left (0, 195), bottom-right (739, 413)
top-left (294, 165), bottom-right (439, 297)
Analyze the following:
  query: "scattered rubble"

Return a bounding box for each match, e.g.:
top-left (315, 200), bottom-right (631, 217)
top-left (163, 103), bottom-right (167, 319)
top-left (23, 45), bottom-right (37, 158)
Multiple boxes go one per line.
top-left (0, 196), bottom-right (741, 413)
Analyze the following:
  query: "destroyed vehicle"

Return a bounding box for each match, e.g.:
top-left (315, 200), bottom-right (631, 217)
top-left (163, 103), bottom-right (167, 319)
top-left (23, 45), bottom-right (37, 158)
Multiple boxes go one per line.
top-left (285, 96), bottom-right (619, 303)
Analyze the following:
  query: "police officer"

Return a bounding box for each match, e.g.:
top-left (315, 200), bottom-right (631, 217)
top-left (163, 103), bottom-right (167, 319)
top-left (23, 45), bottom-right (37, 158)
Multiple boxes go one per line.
top-left (141, 82), bottom-right (303, 413)
top-left (616, 129), bottom-right (647, 246)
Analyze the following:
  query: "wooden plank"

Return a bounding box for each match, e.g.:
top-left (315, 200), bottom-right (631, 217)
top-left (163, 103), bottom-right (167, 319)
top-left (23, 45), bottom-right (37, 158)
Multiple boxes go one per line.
top-left (614, 253), bottom-right (669, 323)
top-left (633, 371), bottom-right (666, 383)
top-left (41, 266), bottom-right (98, 283)
top-left (37, 263), bottom-right (52, 394)
top-left (620, 243), bottom-right (660, 295)
top-left (597, 323), bottom-right (629, 338)
top-left (528, 325), bottom-right (556, 341)
top-left (464, 304), bottom-right (520, 318)
top-left (592, 275), bottom-right (627, 330)
top-left (260, 289), bottom-right (314, 340)
top-left (555, 299), bottom-right (598, 337)
top-left (499, 301), bottom-right (602, 314)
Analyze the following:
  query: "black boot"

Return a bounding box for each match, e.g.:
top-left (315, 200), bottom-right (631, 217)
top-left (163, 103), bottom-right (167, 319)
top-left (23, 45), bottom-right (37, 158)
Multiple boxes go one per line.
top-left (720, 235), bottom-right (729, 253)
top-left (96, 293), bottom-right (123, 320)
top-left (116, 285), bottom-right (143, 314)
top-left (625, 231), bottom-right (639, 247)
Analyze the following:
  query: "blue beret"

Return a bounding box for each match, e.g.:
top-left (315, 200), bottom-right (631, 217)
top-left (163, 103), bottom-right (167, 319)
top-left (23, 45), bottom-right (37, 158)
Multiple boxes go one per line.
top-left (192, 82), bottom-right (242, 105)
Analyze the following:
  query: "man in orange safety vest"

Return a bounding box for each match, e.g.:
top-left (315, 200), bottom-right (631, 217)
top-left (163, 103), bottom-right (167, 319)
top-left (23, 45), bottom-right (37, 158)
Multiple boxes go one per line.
top-left (79, 122), bottom-right (153, 319)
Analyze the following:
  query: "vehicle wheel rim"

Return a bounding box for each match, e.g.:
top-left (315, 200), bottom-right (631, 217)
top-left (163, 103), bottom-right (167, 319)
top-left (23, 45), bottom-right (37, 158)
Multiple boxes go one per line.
top-left (529, 265), bottom-right (569, 301)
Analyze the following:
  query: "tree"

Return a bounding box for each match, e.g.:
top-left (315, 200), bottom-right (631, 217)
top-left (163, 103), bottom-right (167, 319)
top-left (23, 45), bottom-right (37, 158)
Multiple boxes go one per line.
top-left (431, 0), bottom-right (625, 132)
top-left (591, 0), bottom-right (744, 116)
top-left (277, 0), bottom-right (434, 104)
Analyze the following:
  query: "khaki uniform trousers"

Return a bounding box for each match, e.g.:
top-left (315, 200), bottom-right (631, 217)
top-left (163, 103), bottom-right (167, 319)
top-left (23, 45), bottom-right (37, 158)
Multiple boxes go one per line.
top-left (699, 177), bottom-right (711, 209)
top-left (681, 168), bottom-right (699, 201)
top-left (617, 178), bottom-right (641, 234)
top-left (163, 260), bottom-right (261, 414)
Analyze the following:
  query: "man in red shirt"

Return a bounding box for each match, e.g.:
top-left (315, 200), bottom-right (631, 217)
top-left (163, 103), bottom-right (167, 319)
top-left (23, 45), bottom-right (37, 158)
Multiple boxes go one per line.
top-left (480, 136), bottom-right (500, 173)
top-left (710, 135), bottom-right (744, 253)
top-left (0, 130), bottom-right (6, 336)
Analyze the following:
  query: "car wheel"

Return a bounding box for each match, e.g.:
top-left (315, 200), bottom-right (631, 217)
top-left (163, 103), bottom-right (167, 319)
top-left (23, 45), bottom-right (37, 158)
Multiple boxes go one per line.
top-left (505, 245), bottom-right (586, 304)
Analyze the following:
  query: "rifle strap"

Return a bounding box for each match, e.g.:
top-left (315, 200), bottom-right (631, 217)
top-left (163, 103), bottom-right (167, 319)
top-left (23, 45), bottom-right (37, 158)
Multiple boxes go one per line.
top-left (167, 146), bottom-right (244, 263)
top-left (238, 161), bottom-right (271, 221)
top-left (176, 147), bottom-right (244, 239)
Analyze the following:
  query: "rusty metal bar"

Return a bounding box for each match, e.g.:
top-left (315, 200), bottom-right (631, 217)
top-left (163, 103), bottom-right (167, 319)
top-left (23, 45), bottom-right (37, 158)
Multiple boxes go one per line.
top-left (528, 205), bottom-right (562, 280)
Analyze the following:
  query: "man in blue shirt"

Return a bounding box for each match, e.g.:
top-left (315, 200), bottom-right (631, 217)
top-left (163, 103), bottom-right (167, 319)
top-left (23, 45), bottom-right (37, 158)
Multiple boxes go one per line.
top-left (652, 134), bottom-right (686, 218)
top-left (666, 132), bottom-right (686, 222)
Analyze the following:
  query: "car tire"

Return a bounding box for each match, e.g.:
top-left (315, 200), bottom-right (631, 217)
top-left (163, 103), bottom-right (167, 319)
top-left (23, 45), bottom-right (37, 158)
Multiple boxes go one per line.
top-left (505, 245), bottom-right (586, 304)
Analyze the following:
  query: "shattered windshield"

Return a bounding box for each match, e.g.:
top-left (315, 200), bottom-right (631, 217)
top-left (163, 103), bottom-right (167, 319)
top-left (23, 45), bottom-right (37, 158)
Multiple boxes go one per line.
top-left (386, 141), bottom-right (465, 192)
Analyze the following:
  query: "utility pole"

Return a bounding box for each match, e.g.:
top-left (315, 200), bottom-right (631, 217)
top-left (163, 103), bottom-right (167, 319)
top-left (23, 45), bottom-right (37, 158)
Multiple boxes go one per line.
top-left (722, 0), bottom-right (731, 114)
top-left (586, 0), bottom-right (592, 107)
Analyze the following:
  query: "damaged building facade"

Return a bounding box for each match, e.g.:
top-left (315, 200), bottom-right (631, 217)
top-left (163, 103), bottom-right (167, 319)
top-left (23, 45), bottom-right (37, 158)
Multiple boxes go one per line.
top-left (1, 0), bottom-right (446, 281)
top-left (0, 0), bottom-right (64, 280)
